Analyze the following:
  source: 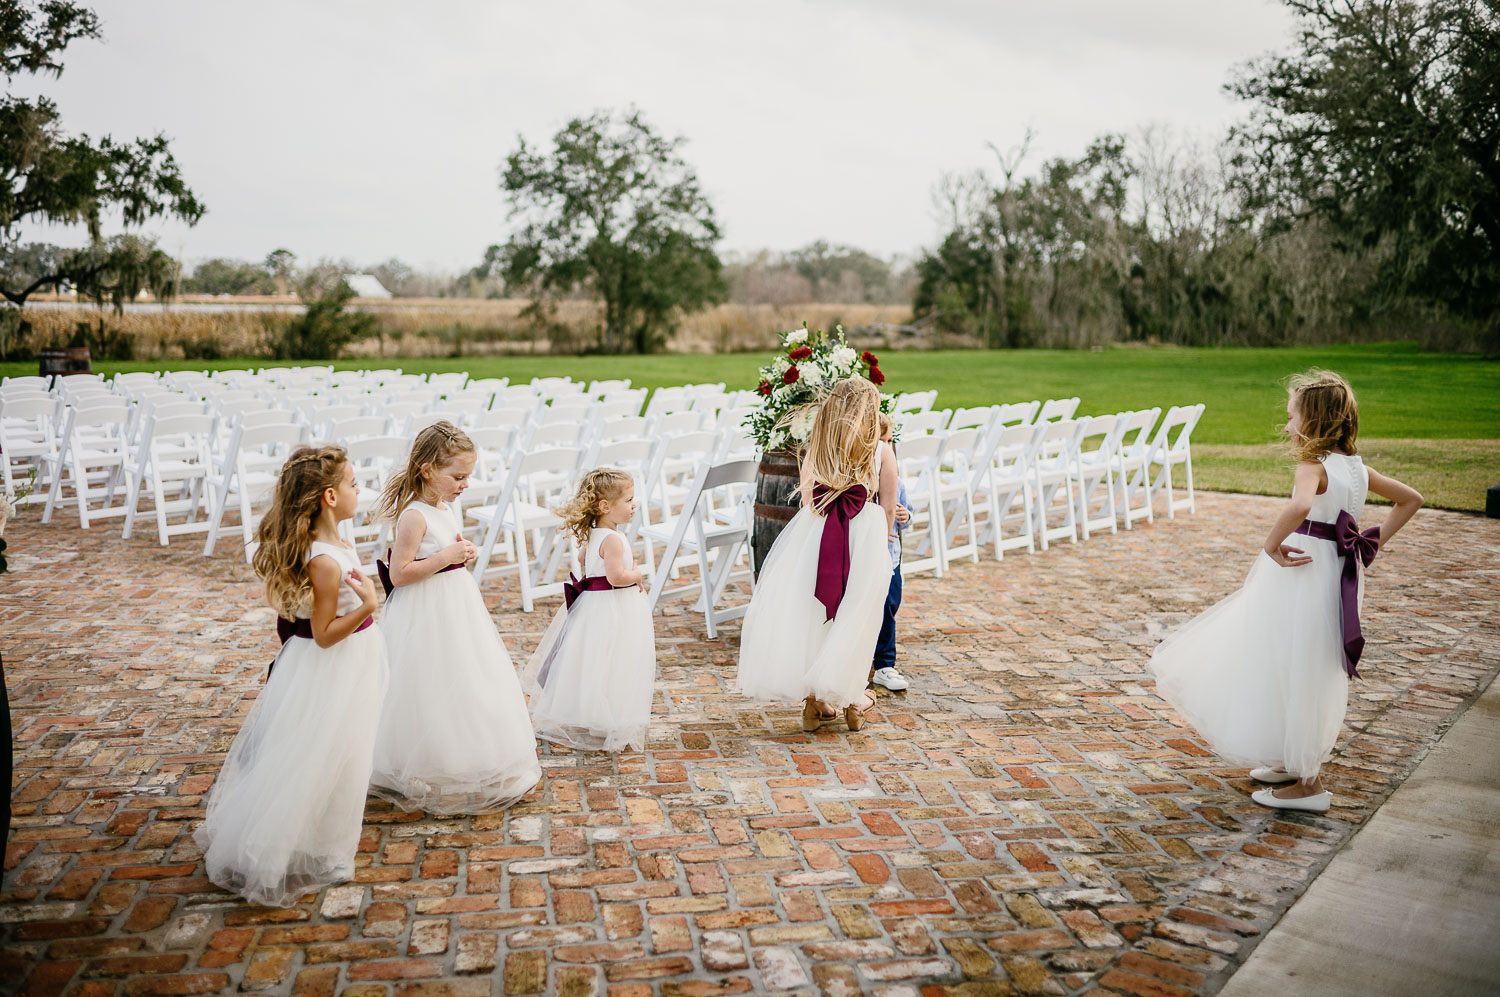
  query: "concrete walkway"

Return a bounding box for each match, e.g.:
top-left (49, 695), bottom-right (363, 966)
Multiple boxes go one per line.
top-left (1220, 669), bottom-right (1500, 997)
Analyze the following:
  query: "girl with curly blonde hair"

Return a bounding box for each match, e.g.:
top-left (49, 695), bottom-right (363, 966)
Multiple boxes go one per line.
top-left (370, 421), bottom-right (541, 814)
top-left (737, 377), bottom-right (897, 733)
top-left (196, 445), bottom-right (389, 908)
top-left (523, 467), bottom-right (657, 752)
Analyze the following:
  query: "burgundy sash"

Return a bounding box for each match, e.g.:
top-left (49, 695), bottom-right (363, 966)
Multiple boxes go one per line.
top-left (269, 613), bottom-right (374, 676)
top-left (375, 553), bottom-right (464, 598)
top-left (1292, 510), bottom-right (1380, 678)
top-left (564, 572), bottom-right (622, 610)
top-left (810, 483), bottom-right (869, 621)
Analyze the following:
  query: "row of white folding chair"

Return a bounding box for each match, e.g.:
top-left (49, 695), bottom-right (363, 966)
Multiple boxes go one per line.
top-left (0, 394), bottom-right (57, 504)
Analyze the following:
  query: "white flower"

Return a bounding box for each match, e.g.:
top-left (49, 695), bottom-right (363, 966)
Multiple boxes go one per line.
top-left (790, 408), bottom-right (817, 440)
top-left (800, 361), bottom-right (824, 386)
top-left (830, 346), bottom-right (857, 370)
top-left (785, 328), bottom-right (809, 345)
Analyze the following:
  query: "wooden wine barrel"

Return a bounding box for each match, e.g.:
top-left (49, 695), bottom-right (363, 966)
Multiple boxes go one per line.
top-left (752, 449), bottom-right (800, 578)
top-left (38, 346), bottom-right (92, 378)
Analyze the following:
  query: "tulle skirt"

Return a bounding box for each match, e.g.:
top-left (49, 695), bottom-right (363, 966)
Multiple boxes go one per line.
top-left (523, 586), bottom-right (657, 752)
top-left (736, 503), bottom-right (891, 708)
top-left (371, 570), bottom-right (542, 813)
top-left (1149, 540), bottom-right (1351, 779)
top-left (194, 625), bottom-right (388, 908)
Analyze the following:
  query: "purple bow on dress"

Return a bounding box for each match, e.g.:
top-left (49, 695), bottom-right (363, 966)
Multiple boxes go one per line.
top-left (375, 553), bottom-right (464, 598)
top-left (1293, 509), bottom-right (1381, 678)
top-left (563, 573), bottom-right (617, 610)
top-left (810, 483), bottom-right (869, 622)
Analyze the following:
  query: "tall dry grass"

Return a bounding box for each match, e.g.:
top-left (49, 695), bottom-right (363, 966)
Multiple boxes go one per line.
top-left (9, 299), bottom-right (918, 359)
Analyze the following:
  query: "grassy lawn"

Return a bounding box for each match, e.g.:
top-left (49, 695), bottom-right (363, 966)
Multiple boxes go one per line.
top-left (6, 342), bottom-right (1496, 511)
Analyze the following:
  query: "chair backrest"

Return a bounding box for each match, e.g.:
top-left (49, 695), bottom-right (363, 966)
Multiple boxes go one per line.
top-left (467, 425), bottom-right (520, 477)
top-left (1, 395), bottom-right (54, 423)
top-left (1035, 419), bottom-right (1086, 469)
top-left (0, 388), bottom-right (52, 407)
top-left (426, 372), bottom-right (469, 393)
top-left (948, 406), bottom-right (996, 433)
top-left (1152, 403), bottom-right (1206, 457)
top-left (588, 378), bottom-right (632, 396)
top-left (598, 415), bottom-right (651, 444)
top-left (644, 386), bottom-right (692, 418)
top-left (143, 411), bottom-right (215, 458)
top-left (939, 427), bottom-right (984, 474)
top-left (2, 375), bottom-right (52, 391)
top-left (1116, 407), bottom-right (1161, 461)
top-left (529, 421), bottom-right (585, 448)
top-left (893, 390), bottom-right (938, 414)
top-left (989, 423), bottom-right (1046, 476)
top-left (344, 435), bottom-right (409, 476)
top-left (895, 432), bottom-right (946, 479)
top-left (475, 406), bottom-right (532, 430)
top-left (897, 410), bottom-right (951, 436)
top-left (596, 397), bottom-right (644, 420)
top-left (1038, 397), bottom-right (1081, 422)
top-left (1077, 414), bottom-right (1121, 461)
top-left (407, 410), bottom-right (466, 436)
top-left (656, 411), bottom-right (705, 436)
top-left (330, 415), bottom-right (395, 444)
top-left (593, 438), bottom-right (657, 481)
top-left (537, 401), bottom-right (593, 427)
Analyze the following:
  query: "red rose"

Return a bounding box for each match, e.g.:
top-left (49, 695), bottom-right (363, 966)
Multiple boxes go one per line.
top-left (867, 365), bottom-right (885, 385)
top-left (757, 379), bottom-right (772, 396)
top-left (861, 351), bottom-right (878, 366)
top-left (783, 366), bottom-right (800, 384)
top-left (788, 345), bottom-right (813, 361)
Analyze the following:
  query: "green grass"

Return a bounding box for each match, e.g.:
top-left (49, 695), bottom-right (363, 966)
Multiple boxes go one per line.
top-left (7, 342), bottom-right (1497, 511)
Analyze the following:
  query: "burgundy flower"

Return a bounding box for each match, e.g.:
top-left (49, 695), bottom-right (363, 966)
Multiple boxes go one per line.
top-left (788, 345), bottom-right (813, 361)
top-left (757, 379), bottom-right (772, 396)
top-left (861, 350), bottom-right (878, 366)
top-left (783, 366), bottom-right (800, 384)
top-left (867, 365), bottom-right (886, 386)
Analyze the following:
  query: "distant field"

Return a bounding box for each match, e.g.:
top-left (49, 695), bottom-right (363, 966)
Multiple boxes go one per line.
top-left (5, 342), bottom-right (1496, 511)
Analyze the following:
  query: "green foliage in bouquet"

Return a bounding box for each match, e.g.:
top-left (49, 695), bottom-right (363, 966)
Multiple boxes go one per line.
top-left (743, 325), bottom-right (893, 453)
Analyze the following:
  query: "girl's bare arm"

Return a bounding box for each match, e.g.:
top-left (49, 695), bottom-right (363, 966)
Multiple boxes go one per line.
top-left (1262, 461), bottom-right (1324, 566)
top-left (387, 508), bottom-right (474, 586)
top-left (308, 554), bottom-right (377, 648)
top-left (599, 532), bottom-right (643, 589)
top-left (877, 441), bottom-right (897, 539)
top-left (1366, 466), bottom-right (1424, 546)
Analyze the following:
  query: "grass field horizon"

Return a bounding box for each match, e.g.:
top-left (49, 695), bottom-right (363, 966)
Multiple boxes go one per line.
top-left (6, 341), bottom-right (1496, 512)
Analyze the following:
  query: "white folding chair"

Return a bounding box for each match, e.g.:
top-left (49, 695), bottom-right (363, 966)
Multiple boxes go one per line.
top-left (426, 372), bottom-right (469, 394)
top-left (468, 446), bottom-right (583, 611)
top-left (1033, 419), bottom-right (1087, 550)
top-left (588, 438), bottom-right (660, 543)
top-left (893, 390), bottom-right (938, 415)
top-left (894, 433), bottom-right (946, 578)
top-left (656, 411), bottom-right (706, 436)
top-left (975, 423), bottom-right (1044, 558)
top-left (994, 400), bottom-right (1040, 428)
top-left (121, 412), bottom-right (216, 545)
top-left (1, 396), bottom-right (57, 504)
top-left (597, 415), bottom-right (651, 445)
top-left (203, 420), bottom-right (307, 559)
top-left (328, 415), bottom-right (391, 443)
top-left (1112, 407), bottom-right (1161, 529)
top-left (897, 409), bottom-right (952, 437)
top-left (1038, 397), bottom-right (1080, 422)
top-left (40, 399), bottom-right (131, 528)
top-left (1147, 403), bottom-right (1206, 519)
top-left (1074, 414), bottom-right (1126, 540)
top-left (644, 458), bottom-right (756, 639)
top-left (588, 378), bottom-right (632, 397)
top-left (931, 428), bottom-right (984, 567)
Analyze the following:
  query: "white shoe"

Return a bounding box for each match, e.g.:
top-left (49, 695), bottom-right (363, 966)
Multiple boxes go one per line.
top-left (1251, 788), bottom-right (1331, 812)
top-left (1249, 767), bottom-right (1297, 784)
top-left (871, 667), bottom-right (909, 691)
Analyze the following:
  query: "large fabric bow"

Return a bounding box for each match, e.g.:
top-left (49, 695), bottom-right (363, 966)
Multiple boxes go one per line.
top-left (811, 483), bottom-right (869, 621)
top-left (563, 573), bottom-right (615, 610)
top-left (1295, 510), bottom-right (1380, 678)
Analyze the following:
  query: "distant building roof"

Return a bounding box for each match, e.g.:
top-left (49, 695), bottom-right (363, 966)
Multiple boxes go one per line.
top-left (342, 273), bottom-right (392, 298)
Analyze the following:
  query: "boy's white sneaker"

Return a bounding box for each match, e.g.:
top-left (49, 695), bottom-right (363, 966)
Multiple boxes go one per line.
top-left (872, 667), bottom-right (909, 691)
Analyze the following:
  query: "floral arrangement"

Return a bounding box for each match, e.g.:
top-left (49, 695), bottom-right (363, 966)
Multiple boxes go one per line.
top-left (744, 325), bottom-right (894, 452)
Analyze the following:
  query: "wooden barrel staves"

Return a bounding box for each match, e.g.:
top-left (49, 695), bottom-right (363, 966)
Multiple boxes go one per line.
top-left (38, 346), bottom-right (92, 379)
top-left (752, 449), bottom-right (800, 579)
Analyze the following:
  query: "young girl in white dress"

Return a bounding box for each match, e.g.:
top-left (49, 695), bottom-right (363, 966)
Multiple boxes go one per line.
top-left (1150, 371), bottom-right (1423, 812)
top-left (369, 422), bottom-right (541, 813)
top-left (737, 377), bottom-right (897, 732)
top-left (195, 446), bottom-right (388, 908)
top-left (524, 468), bottom-right (657, 752)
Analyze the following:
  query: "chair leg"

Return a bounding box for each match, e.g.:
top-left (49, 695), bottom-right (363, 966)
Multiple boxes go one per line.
top-left (154, 474), bottom-right (170, 545)
top-left (516, 526), bottom-right (534, 613)
top-left (1185, 454), bottom-right (1196, 514)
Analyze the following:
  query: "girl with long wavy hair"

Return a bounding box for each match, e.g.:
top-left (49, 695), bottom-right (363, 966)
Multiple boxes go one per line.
top-left (195, 445), bottom-right (388, 907)
top-left (736, 377), bottom-right (897, 732)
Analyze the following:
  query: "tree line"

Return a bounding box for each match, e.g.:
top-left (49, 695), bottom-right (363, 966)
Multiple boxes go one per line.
top-left (1, 0), bottom-right (1494, 357)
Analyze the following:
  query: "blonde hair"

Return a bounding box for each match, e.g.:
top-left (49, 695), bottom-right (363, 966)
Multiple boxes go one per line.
top-left (555, 467), bottom-right (634, 548)
top-left (372, 420), bottom-right (476, 523)
top-left (1286, 369), bottom-right (1359, 462)
top-left (802, 378), bottom-right (881, 515)
top-left (877, 413), bottom-right (893, 439)
top-left (252, 445), bottom-right (349, 621)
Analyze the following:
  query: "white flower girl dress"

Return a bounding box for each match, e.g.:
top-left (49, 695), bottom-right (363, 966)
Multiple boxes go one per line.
top-left (1150, 453), bottom-right (1368, 778)
top-left (371, 500), bottom-right (541, 813)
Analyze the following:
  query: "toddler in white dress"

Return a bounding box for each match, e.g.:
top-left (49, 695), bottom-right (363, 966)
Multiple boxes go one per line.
top-left (524, 468), bottom-right (657, 752)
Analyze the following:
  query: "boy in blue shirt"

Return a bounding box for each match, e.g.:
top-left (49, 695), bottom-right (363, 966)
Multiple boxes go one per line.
top-left (872, 415), bottom-right (910, 692)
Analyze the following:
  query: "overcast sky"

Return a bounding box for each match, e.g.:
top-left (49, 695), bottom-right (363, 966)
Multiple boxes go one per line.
top-left (21, 0), bottom-right (1296, 273)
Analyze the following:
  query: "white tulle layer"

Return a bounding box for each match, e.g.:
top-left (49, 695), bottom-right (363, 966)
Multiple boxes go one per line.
top-left (371, 570), bottom-right (541, 813)
top-left (736, 503), bottom-right (890, 709)
top-left (1149, 541), bottom-right (1351, 780)
top-left (523, 585), bottom-right (657, 753)
top-left (194, 625), bottom-right (388, 908)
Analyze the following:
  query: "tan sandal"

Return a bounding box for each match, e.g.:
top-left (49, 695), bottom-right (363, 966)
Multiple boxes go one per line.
top-left (802, 697), bottom-right (822, 732)
top-left (844, 691), bottom-right (877, 732)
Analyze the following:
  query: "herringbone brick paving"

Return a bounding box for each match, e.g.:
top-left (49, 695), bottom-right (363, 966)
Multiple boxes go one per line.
top-left (2, 493), bottom-right (1496, 997)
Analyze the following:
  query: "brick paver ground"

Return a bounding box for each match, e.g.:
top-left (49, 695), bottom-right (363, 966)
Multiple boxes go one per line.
top-left (3, 492), bottom-right (1497, 997)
